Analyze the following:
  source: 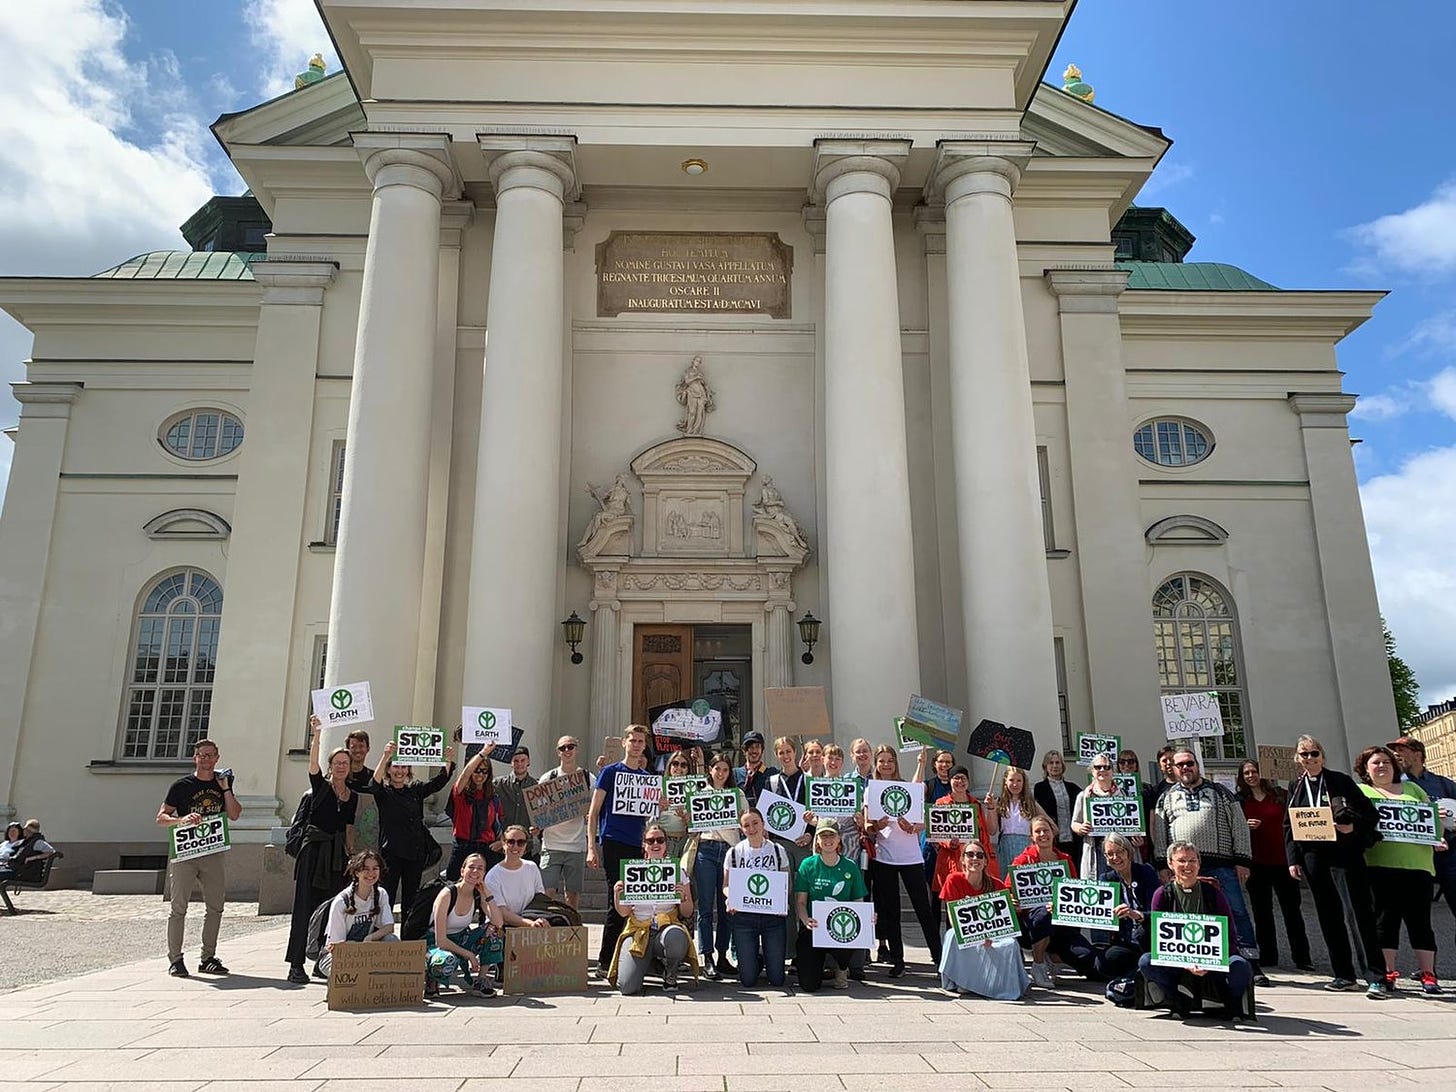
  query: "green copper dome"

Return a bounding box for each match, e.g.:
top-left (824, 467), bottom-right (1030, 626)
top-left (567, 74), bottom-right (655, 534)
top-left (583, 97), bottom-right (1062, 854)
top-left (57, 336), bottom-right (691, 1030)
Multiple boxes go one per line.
top-left (93, 252), bottom-right (263, 281)
top-left (1116, 261), bottom-right (1279, 291)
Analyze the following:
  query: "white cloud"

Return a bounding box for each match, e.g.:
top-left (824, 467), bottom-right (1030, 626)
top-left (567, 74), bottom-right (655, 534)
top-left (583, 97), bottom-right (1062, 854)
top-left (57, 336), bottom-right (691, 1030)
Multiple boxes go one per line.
top-left (1431, 368), bottom-right (1456, 421)
top-left (243, 0), bottom-right (337, 100)
top-left (1140, 160), bottom-right (1194, 198)
top-left (1348, 365), bottom-right (1456, 424)
top-left (0, 0), bottom-right (223, 507)
top-left (1346, 179), bottom-right (1456, 276)
top-left (1361, 445), bottom-right (1456, 709)
top-left (1350, 389), bottom-right (1417, 421)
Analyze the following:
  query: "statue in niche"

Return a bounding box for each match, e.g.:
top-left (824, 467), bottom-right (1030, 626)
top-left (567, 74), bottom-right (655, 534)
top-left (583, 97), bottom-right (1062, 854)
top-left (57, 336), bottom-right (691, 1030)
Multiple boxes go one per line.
top-left (674, 355), bottom-right (715, 436)
top-left (752, 475), bottom-right (809, 559)
top-left (577, 472), bottom-right (633, 561)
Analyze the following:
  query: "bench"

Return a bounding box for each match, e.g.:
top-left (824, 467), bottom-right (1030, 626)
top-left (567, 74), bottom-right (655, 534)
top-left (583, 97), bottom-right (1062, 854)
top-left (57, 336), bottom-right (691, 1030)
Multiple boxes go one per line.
top-left (1, 851), bottom-right (63, 914)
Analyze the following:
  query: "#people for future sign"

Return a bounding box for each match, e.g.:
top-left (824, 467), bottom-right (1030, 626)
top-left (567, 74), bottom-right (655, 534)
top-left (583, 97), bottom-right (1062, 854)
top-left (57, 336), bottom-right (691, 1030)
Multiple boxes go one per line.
top-left (806, 776), bottom-right (861, 818)
top-left (925, 803), bottom-right (980, 841)
top-left (1288, 806), bottom-right (1336, 842)
top-left (461, 706), bottom-right (511, 746)
top-left (1160, 691), bottom-right (1224, 740)
top-left (812, 900), bottom-right (876, 950)
top-left (947, 891), bottom-right (1020, 947)
top-left (865, 779), bottom-right (925, 823)
top-left (1077, 733), bottom-right (1121, 767)
top-left (169, 815), bottom-right (231, 862)
top-left (1086, 795), bottom-right (1145, 836)
top-left (311, 681), bottom-right (375, 727)
top-left (611, 770), bottom-right (662, 818)
top-left (619, 859), bottom-right (681, 904)
top-left (757, 789), bottom-right (809, 841)
top-left (1010, 860), bottom-right (1070, 910)
top-left (726, 867), bottom-right (789, 915)
top-left (1373, 799), bottom-right (1444, 845)
top-left (1049, 879), bottom-right (1120, 931)
top-left (392, 725), bottom-right (447, 766)
top-left (687, 788), bottom-right (743, 832)
top-left (1151, 911), bottom-right (1231, 971)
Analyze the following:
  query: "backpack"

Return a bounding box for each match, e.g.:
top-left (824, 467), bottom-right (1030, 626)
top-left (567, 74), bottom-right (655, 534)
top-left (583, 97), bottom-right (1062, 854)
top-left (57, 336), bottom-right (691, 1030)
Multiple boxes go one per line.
top-left (401, 878), bottom-right (483, 942)
top-left (1106, 974), bottom-right (1138, 1008)
top-left (284, 791), bottom-right (311, 859)
top-left (521, 892), bottom-right (583, 929)
top-left (304, 897), bottom-right (332, 961)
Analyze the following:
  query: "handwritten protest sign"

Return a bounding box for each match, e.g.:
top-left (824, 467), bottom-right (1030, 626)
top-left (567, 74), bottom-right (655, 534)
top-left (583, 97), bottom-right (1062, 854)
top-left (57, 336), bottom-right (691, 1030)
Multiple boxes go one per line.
top-left (1010, 860), bottom-right (1070, 910)
top-left (727, 867), bottom-right (789, 915)
top-left (503, 926), bottom-right (587, 995)
top-left (758, 789), bottom-right (809, 841)
top-left (687, 788), bottom-right (743, 832)
top-left (901, 695), bottom-right (963, 750)
top-left (487, 726), bottom-right (525, 764)
top-left (393, 725), bottom-right (446, 766)
top-left (619, 859), bottom-right (681, 904)
top-left (812, 900), bottom-right (875, 950)
top-left (926, 803), bottom-right (980, 841)
top-left (1257, 744), bottom-right (1299, 783)
top-left (1289, 806), bottom-right (1336, 842)
top-left (1050, 879), bottom-right (1120, 931)
top-left (651, 700), bottom-right (722, 746)
top-left (764, 687), bottom-right (831, 737)
top-left (1151, 912), bottom-right (1231, 971)
top-left (461, 706), bottom-right (510, 746)
top-left (865, 779), bottom-right (925, 823)
top-left (327, 940), bottom-right (426, 1010)
top-left (523, 770), bottom-right (590, 830)
top-left (948, 891), bottom-right (1019, 947)
top-left (806, 776), bottom-right (861, 818)
top-left (611, 770), bottom-right (661, 818)
top-left (1077, 733), bottom-right (1121, 767)
top-left (1160, 692), bottom-right (1224, 739)
top-left (169, 815), bottom-right (230, 862)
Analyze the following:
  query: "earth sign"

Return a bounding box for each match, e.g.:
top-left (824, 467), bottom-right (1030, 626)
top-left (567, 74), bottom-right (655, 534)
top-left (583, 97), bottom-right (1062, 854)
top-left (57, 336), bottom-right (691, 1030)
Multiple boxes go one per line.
top-left (747, 873), bottom-right (770, 896)
top-left (827, 906), bottom-right (861, 944)
top-left (331, 688), bottom-right (352, 710)
top-left (881, 786), bottom-right (912, 818)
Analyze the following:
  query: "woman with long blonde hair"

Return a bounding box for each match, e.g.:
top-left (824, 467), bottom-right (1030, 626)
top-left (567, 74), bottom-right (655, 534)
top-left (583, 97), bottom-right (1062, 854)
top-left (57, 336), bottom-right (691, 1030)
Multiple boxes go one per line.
top-left (994, 767), bottom-right (1045, 875)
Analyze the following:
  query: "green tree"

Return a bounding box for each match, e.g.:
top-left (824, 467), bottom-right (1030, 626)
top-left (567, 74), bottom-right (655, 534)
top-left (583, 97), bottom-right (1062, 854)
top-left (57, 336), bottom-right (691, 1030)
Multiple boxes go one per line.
top-left (1385, 618), bottom-right (1422, 728)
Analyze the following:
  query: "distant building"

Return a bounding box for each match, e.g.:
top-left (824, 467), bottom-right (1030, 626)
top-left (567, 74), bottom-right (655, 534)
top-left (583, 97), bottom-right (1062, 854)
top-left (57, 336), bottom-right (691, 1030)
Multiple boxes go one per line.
top-left (1411, 701), bottom-right (1456, 780)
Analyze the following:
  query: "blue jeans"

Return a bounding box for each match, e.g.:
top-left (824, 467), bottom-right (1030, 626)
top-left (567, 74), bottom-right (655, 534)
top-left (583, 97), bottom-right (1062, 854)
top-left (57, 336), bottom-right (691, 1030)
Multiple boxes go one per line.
top-left (694, 839), bottom-right (731, 958)
top-left (731, 912), bottom-right (788, 986)
top-left (1206, 866), bottom-right (1260, 962)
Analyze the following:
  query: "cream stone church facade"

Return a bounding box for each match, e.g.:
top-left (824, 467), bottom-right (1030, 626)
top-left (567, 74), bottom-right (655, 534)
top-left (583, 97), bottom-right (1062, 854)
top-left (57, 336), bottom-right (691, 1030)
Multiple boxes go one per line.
top-left (0, 1), bottom-right (1395, 881)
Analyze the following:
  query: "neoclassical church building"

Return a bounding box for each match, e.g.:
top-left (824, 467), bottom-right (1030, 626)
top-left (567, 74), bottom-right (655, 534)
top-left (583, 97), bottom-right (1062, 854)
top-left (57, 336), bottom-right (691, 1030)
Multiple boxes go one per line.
top-left (0, 1), bottom-right (1394, 881)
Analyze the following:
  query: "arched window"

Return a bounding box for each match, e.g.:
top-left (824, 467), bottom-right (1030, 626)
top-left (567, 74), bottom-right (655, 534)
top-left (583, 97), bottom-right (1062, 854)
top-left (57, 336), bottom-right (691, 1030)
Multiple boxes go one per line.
top-left (1152, 573), bottom-right (1249, 760)
top-left (120, 569), bottom-right (223, 760)
top-left (159, 409), bottom-right (244, 461)
top-left (1133, 417), bottom-right (1212, 467)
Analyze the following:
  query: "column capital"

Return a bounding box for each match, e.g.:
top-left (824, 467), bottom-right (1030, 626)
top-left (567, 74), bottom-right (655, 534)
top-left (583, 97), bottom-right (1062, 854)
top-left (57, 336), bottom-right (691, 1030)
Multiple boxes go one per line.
top-left (1044, 267), bottom-right (1130, 314)
top-left (811, 138), bottom-right (910, 205)
top-left (925, 139), bottom-right (1037, 206)
top-left (249, 259), bottom-right (338, 306)
top-left (11, 381), bottom-right (81, 409)
top-left (800, 205), bottom-right (827, 255)
top-left (913, 206), bottom-right (946, 255)
top-left (1288, 391), bottom-right (1358, 425)
top-left (478, 135), bottom-right (580, 202)
top-left (352, 131), bottom-right (461, 199)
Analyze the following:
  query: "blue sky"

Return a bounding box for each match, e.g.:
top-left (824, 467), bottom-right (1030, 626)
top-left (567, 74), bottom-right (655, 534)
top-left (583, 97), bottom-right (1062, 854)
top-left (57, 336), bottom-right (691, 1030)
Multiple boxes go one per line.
top-left (1, 1), bottom-right (1454, 707)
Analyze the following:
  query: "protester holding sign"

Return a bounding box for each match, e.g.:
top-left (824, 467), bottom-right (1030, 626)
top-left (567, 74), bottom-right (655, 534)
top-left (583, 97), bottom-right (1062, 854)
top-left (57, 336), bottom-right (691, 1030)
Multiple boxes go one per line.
top-left (1388, 735), bottom-right (1456, 925)
top-left (930, 766), bottom-right (999, 901)
top-left (1137, 841), bottom-right (1254, 1020)
top-left (317, 850), bottom-right (398, 978)
top-left (689, 752), bottom-right (742, 979)
top-left (588, 723), bottom-right (656, 974)
top-left (994, 767), bottom-right (1046, 875)
top-left (609, 821), bottom-right (698, 994)
top-left (1033, 750), bottom-right (1083, 862)
top-left (1355, 745), bottom-right (1445, 995)
top-left (1067, 832), bottom-right (1157, 983)
top-left (938, 842), bottom-right (1028, 1000)
top-left (763, 736), bottom-right (817, 959)
top-left (447, 750), bottom-right (504, 880)
top-left (537, 735), bottom-right (591, 909)
top-left (864, 746), bottom-right (942, 977)
top-left (1071, 755), bottom-right (1126, 880)
top-left (1234, 760), bottom-right (1312, 972)
top-left (287, 719), bottom-right (358, 984)
top-left (370, 739), bottom-right (454, 913)
top-left (1283, 735), bottom-right (1385, 994)
top-left (794, 819), bottom-right (870, 991)
top-left (723, 808), bottom-right (792, 987)
top-left (156, 737), bottom-right (241, 979)
top-left (657, 752), bottom-right (693, 859)
top-left (1011, 815), bottom-right (1079, 988)
top-left (425, 852), bottom-right (502, 997)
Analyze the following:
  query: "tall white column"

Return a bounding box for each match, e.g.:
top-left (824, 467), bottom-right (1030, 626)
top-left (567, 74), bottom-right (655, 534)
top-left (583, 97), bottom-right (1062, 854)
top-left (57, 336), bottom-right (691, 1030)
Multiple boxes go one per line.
top-left (463, 139), bottom-right (577, 758)
top-left (587, 570), bottom-right (621, 755)
top-left (764, 599), bottom-right (795, 690)
top-left (324, 133), bottom-right (458, 751)
top-left (814, 140), bottom-right (921, 737)
top-left (931, 142), bottom-right (1061, 743)
top-left (0, 382), bottom-right (79, 820)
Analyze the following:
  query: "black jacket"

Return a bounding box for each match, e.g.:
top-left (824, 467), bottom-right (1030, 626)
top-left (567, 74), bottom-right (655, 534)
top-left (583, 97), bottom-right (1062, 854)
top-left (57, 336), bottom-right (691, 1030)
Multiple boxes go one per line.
top-left (1034, 776), bottom-right (1085, 857)
top-left (1283, 766), bottom-right (1380, 867)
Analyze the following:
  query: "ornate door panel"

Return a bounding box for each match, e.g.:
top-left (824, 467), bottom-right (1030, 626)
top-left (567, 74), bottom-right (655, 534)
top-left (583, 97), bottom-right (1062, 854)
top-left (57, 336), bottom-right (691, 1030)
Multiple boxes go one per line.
top-left (632, 625), bottom-right (693, 726)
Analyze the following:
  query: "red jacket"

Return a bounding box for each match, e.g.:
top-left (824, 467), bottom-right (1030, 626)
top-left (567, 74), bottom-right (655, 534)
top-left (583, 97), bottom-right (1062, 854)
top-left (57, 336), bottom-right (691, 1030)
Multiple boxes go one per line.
top-left (1009, 844), bottom-right (1079, 878)
top-left (931, 793), bottom-right (1001, 891)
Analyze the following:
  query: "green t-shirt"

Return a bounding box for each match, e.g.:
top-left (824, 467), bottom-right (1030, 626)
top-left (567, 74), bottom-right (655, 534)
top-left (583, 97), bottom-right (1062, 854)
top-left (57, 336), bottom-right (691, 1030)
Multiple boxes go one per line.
top-left (1362, 783), bottom-right (1436, 875)
top-left (795, 853), bottom-right (866, 902)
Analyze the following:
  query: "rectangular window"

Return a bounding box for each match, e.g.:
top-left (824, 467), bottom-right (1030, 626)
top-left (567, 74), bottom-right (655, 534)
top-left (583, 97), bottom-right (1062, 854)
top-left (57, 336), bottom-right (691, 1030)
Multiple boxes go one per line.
top-left (325, 442), bottom-right (346, 546)
top-left (1037, 446), bottom-right (1056, 552)
top-left (1054, 637), bottom-right (1072, 752)
top-left (306, 635), bottom-right (328, 744)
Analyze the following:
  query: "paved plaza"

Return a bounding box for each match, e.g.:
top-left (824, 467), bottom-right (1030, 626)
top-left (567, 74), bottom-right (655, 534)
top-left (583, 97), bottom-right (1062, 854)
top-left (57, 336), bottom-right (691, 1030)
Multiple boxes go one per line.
top-left (4, 893), bottom-right (1456, 1092)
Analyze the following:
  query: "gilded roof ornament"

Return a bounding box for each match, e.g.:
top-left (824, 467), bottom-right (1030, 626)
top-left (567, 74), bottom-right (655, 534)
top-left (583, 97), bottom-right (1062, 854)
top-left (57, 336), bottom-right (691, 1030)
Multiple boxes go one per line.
top-left (1062, 63), bottom-right (1095, 103)
top-left (294, 53), bottom-right (327, 90)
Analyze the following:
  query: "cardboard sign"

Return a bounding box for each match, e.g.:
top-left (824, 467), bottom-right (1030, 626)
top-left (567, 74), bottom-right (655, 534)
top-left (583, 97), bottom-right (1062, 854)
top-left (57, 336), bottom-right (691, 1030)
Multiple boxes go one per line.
top-left (960, 718), bottom-right (1037, 771)
top-left (811, 899), bottom-right (875, 950)
top-left (312, 681), bottom-right (375, 728)
top-left (1049, 879), bottom-right (1120, 931)
top-left (1257, 744), bottom-right (1299, 783)
top-left (1077, 733), bottom-right (1121, 767)
top-left (326, 939), bottom-right (426, 1010)
top-left (763, 686), bottom-right (831, 737)
top-left (687, 788), bottom-right (744, 832)
top-left (1289, 806), bottom-right (1336, 842)
top-left (1010, 860), bottom-right (1070, 910)
top-left (662, 775), bottom-right (709, 810)
top-left (619, 859), bottom-right (681, 904)
top-left (1086, 795), bottom-right (1145, 836)
top-left (806, 776), bottom-right (861, 818)
top-left (502, 926), bottom-right (588, 995)
top-left (1373, 799), bottom-right (1444, 845)
top-left (865, 779), bottom-right (925, 822)
top-left (1151, 912), bottom-right (1231, 971)
top-left (1160, 692), bottom-right (1225, 740)
top-left (758, 789), bottom-right (809, 841)
top-left (523, 770), bottom-right (591, 830)
top-left (726, 866), bottom-right (789, 915)
top-left (611, 769), bottom-right (661, 818)
top-left (1112, 773), bottom-right (1141, 799)
top-left (926, 803), bottom-right (980, 842)
top-left (486, 726), bottom-right (525, 765)
top-left (948, 891), bottom-right (1020, 947)
top-left (462, 706), bottom-right (511, 746)
top-left (169, 815), bottom-right (230, 862)
top-left (902, 695), bottom-right (963, 750)
top-left (393, 725), bottom-right (447, 766)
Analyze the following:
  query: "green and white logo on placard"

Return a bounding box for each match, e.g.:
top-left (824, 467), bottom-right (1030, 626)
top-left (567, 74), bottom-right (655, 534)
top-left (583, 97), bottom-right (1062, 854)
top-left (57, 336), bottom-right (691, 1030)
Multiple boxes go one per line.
top-left (766, 801), bottom-right (796, 832)
top-left (747, 872), bottom-right (770, 897)
top-left (478, 709), bottom-right (496, 733)
top-left (331, 688), bottom-right (353, 710)
top-left (881, 785), bottom-right (912, 818)
top-left (691, 698), bottom-right (711, 717)
top-left (1150, 911), bottom-right (1231, 971)
top-left (827, 905), bottom-right (861, 944)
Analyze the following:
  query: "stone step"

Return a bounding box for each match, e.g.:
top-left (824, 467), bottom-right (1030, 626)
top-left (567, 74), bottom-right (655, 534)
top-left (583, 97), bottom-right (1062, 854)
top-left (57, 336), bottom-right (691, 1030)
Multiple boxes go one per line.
top-left (92, 870), bottom-right (165, 896)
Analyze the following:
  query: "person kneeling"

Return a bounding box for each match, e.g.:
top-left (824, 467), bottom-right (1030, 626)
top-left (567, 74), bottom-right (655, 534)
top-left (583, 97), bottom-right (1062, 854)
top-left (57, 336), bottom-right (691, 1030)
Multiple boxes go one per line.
top-left (425, 852), bottom-right (504, 998)
top-left (1137, 841), bottom-right (1254, 1020)
top-left (609, 821), bottom-right (699, 995)
top-left (317, 851), bottom-right (399, 978)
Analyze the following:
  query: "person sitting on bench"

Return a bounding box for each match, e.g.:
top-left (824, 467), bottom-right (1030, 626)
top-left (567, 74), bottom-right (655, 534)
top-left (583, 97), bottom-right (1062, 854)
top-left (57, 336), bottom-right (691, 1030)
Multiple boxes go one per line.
top-left (0, 820), bottom-right (56, 882)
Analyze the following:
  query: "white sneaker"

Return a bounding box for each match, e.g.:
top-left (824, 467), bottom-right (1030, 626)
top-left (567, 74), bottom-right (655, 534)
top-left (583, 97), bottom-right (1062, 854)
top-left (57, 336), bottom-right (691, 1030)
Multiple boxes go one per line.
top-left (1029, 962), bottom-right (1054, 989)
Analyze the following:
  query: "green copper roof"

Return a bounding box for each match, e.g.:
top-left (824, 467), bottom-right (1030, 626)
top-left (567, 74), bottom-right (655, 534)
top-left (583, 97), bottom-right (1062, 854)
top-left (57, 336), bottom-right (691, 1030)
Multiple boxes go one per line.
top-left (93, 251), bottom-right (263, 281)
top-left (1117, 261), bottom-right (1279, 291)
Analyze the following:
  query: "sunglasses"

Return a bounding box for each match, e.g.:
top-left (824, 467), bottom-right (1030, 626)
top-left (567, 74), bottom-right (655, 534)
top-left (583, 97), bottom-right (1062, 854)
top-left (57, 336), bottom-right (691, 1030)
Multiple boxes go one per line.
top-left (504, 838), bottom-right (527, 846)
top-left (558, 743), bottom-right (577, 752)
top-left (642, 837), bottom-right (667, 845)
top-left (1298, 750), bottom-right (1321, 758)
top-left (1173, 760), bottom-right (1198, 768)
top-left (1090, 764), bottom-right (1112, 771)
top-left (963, 850), bottom-right (987, 859)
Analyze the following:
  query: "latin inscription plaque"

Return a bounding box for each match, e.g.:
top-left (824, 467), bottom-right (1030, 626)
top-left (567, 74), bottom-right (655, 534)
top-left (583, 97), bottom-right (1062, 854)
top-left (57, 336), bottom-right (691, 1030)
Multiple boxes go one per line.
top-left (597, 231), bottom-right (792, 318)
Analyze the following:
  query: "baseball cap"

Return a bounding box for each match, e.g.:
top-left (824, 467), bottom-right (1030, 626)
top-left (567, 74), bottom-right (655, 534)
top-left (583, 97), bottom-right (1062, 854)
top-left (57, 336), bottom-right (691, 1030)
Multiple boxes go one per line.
top-left (742, 731), bottom-right (766, 747)
top-left (1388, 736), bottom-right (1425, 755)
top-left (813, 817), bottom-right (841, 838)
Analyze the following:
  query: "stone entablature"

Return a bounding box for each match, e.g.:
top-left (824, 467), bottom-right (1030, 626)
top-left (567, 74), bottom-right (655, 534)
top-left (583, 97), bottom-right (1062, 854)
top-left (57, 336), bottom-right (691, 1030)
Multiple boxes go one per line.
top-left (631, 436), bottom-right (757, 559)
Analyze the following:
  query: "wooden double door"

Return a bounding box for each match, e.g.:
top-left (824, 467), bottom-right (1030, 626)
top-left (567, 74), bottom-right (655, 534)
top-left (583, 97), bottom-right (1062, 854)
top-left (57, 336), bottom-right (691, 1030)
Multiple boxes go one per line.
top-left (631, 623), bottom-right (751, 743)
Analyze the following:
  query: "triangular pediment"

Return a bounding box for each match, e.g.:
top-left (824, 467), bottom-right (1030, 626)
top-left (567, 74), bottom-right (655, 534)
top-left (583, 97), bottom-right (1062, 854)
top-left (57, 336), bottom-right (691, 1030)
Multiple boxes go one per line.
top-left (212, 73), bottom-right (364, 151)
top-left (1023, 84), bottom-right (1171, 161)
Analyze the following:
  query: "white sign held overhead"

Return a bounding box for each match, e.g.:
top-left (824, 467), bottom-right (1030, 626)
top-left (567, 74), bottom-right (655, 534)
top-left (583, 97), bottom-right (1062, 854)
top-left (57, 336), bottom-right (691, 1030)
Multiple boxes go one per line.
top-left (462, 706), bottom-right (511, 746)
top-left (1160, 691), bottom-right (1225, 740)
